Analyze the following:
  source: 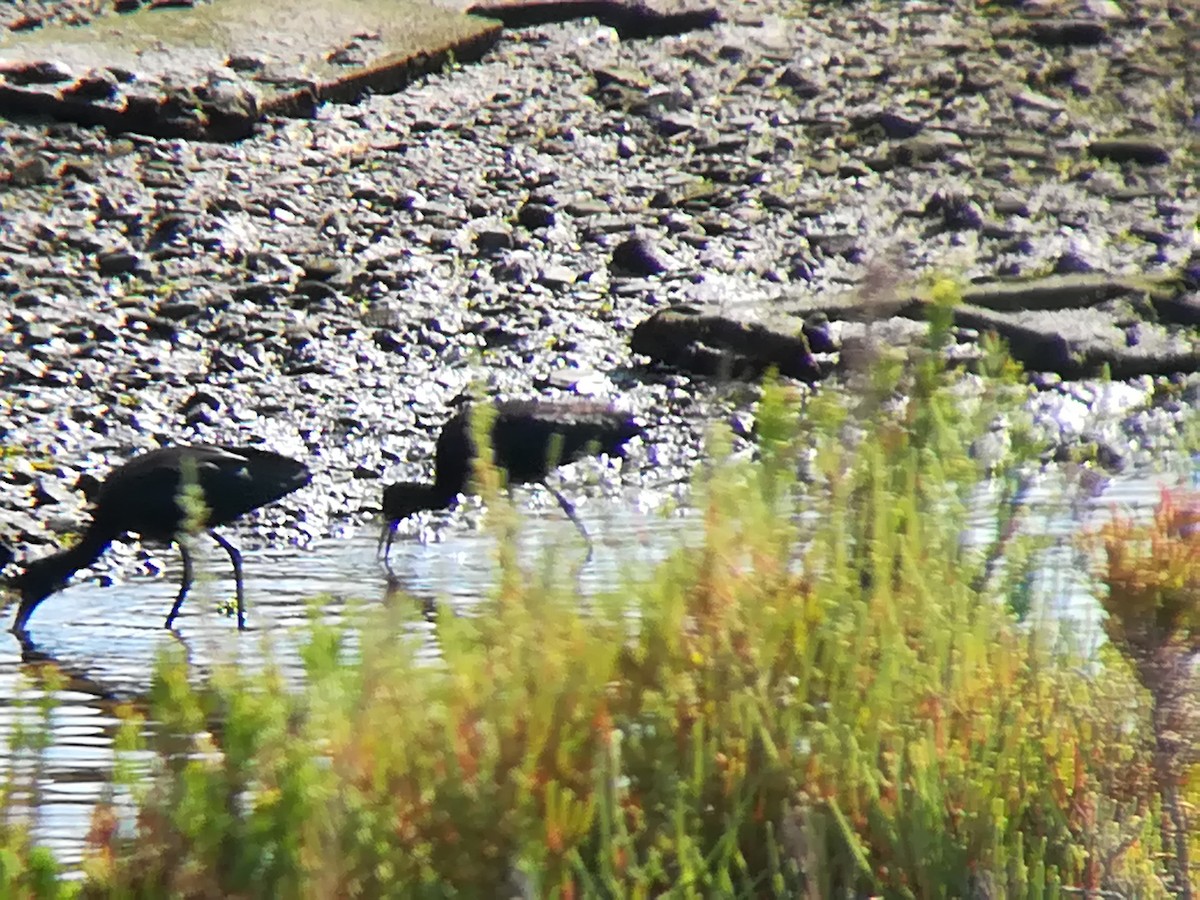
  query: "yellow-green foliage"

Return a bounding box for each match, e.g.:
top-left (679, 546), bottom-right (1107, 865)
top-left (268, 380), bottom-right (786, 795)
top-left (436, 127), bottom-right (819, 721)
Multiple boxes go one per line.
top-left (3, 323), bottom-right (1188, 897)
top-left (0, 665), bottom-right (76, 899)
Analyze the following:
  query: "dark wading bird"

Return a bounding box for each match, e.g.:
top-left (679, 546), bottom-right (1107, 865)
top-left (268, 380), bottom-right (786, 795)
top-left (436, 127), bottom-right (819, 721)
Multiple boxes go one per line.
top-left (379, 399), bottom-right (642, 567)
top-left (11, 445), bottom-right (311, 636)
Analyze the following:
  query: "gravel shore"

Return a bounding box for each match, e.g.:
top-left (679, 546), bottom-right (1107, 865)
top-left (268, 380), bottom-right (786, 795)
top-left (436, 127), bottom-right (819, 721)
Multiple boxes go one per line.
top-left (1, 0), bottom-right (1196, 579)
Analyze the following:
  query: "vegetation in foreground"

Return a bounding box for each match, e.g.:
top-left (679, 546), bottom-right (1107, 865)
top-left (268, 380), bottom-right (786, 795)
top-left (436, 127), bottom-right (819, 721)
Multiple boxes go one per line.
top-left (1, 298), bottom-right (1197, 898)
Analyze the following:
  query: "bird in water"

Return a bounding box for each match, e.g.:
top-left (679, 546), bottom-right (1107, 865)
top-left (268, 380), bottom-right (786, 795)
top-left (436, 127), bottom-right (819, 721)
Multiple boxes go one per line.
top-left (11, 445), bottom-right (311, 636)
top-left (379, 399), bottom-right (642, 567)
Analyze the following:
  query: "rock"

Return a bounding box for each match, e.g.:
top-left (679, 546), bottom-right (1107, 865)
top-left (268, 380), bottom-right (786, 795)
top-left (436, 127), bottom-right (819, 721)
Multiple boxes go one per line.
top-left (565, 199), bottom-right (609, 217)
top-left (466, 1), bottom-right (722, 40)
top-left (144, 213), bottom-right (192, 250)
top-left (1087, 139), bottom-right (1171, 166)
top-left (96, 249), bottom-right (142, 275)
top-left (198, 77), bottom-right (260, 141)
top-left (1053, 251), bottom-right (1094, 275)
top-left (775, 65), bottom-right (821, 98)
top-left (19, 321), bottom-right (57, 345)
top-left (952, 305), bottom-right (1200, 380)
top-left (59, 157), bottom-right (99, 182)
top-left (853, 110), bottom-right (925, 140)
top-left (611, 236), bottom-right (669, 276)
top-left (653, 112), bottom-right (697, 138)
top-left (959, 273), bottom-right (1148, 312)
top-left (301, 257), bottom-right (342, 281)
top-left (892, 131), bottom-right (964, 166)
top-left (1025, 19), bottom-right (1110, 48)
top-left (0, 59), bottom-right (74, 84)
top-left (808, 233), bottom-right (862, 261)
top-left (7, 155), bottom-right (50, 186)
top-left (517, 201), bottom-right (556, 230)
top-left (538, 264), bottom-right (577, 289)
top-left (993, 193), bottom-right (1031, 217)
top-left (474, 227), bottom-right (514, 255)
top-left (32, 476), bottom-right (76, 508)
top-left (923, 189), bottom-right (984, 231)
top-left (632, 305), bottom-right (830, 382)
top-left (62, 69), bottom-right (119, 100)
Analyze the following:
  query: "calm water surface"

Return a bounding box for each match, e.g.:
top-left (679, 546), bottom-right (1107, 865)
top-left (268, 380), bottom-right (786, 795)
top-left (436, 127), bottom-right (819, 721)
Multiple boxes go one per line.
top-left (0, 471), bottom-right (1191, 871)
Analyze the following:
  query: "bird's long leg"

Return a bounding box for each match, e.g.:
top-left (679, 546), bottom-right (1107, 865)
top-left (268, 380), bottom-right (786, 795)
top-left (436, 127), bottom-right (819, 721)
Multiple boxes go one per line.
top-left (210, 530), bottom-right (246, 631)
top-left (377, 523), bottom-right (397, 571)
top-left (547, 485), bottom-right (594, 562)
top-left (164, 541), bottom-right (195, 630)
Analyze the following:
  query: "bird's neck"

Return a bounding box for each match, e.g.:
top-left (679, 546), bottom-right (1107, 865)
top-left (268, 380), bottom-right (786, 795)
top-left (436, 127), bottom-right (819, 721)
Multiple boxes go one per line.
top-left (13, 523), bottom-right (116, 633)
top-left (33, 522), bottom-right (115, 587)
top-left (58, 525), bottom-right (114, 573)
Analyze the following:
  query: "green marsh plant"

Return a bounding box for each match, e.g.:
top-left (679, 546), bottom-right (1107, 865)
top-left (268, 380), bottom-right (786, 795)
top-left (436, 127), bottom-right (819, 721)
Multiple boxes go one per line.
top-left (16, 311), bottom-right (1184, 897)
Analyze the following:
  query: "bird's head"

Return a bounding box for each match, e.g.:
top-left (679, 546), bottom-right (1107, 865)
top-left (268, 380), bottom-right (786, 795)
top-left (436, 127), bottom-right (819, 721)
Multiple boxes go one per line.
top-left (9, 554), bottom-right (69, 635)
top-left (381, 481), bottom-right (442, 525)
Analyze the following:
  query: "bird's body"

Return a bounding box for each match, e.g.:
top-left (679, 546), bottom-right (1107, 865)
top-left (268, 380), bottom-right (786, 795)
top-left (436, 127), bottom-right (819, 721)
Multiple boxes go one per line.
top-left (380, 399), bottom-right (641, 564)
top-left (12, 445), bottom-right (311, 635)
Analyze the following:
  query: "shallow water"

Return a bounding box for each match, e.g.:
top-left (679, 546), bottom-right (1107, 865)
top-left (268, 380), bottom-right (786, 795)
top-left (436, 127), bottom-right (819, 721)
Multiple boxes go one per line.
top-left (0, 493), bottom-right (697, 870)
top-left (0, 469), bottom-right (1192, 872)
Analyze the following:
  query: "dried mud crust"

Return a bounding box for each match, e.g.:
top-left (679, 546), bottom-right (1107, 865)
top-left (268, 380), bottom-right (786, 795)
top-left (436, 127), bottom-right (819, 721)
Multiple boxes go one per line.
top-left (0, 0), bottom-right (1196, 570)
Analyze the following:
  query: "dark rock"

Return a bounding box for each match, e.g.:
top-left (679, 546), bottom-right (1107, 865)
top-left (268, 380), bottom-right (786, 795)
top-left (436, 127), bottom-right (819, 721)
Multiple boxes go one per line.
top-left (924, 189), bottom-right (984, 231)
top-left (234, 283), bottom-right (279, 303)
top-left (1087, 139), bottom-right (1171, 166)
top-left (853, 110), bottom-right (925, 140)
top-left (775, 65), bottom-right (821, 98)
top-left (292, 282), bottom-right (340, 309)
top-left (959, 273), bottom-right (1144, 312)
top-left (156, 300), bottom-right (203, 320)
top-left (180, 389), bottom-right (221, 426)
top-left (517, 201), bottom-right (556, 230)
top-left (809, 233), bottom-right (862, 261)
top-left (373, 329), bottom-right (406, 353)
top-left (611, 236), bottom-right (668, 276)
top-left (62, 70), bottom-right (119, 100)
top-left (32, 476), bottom-right (76, 508)
top-left (1026, 19), bottom-right (1109, 48)
top-left (7, 13), bottom-right (46, 30)
top-left (891, 132), bottom-right (963, 166)
top-left (1053, 252), bottom-right (1094, 275)
top-left (96, 250), bottom-right (142, 275)
top-left (952, 305), bottom-right (1200, 379)
top-left (654, 112), bottom-right (696, 138)
top-left (144, 213), bottom-right (191, 250)
top-left (467, 1), bottom-right (722, 40)
top-left (1153, 293), bottom-right (1200, 327)
top-left (1128, 225), bottom-right (1170, 248)
top-left (199, 78), bottom-right (260, 141)
top-left (632, 306), bottom-right (829, 382)
top-left (0, 59), bottom-right (74, 85)
top-left (59, 157), bottom-right (99, 182)
top-left (475, 228), bottom-right (514, 255)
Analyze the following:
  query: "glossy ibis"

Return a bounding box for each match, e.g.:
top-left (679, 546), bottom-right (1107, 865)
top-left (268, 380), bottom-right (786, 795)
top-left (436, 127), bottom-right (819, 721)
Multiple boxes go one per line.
top-left (379, 399), bottom-right (641, 566)
top-left (11, 445), bottom-right (311, 635)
